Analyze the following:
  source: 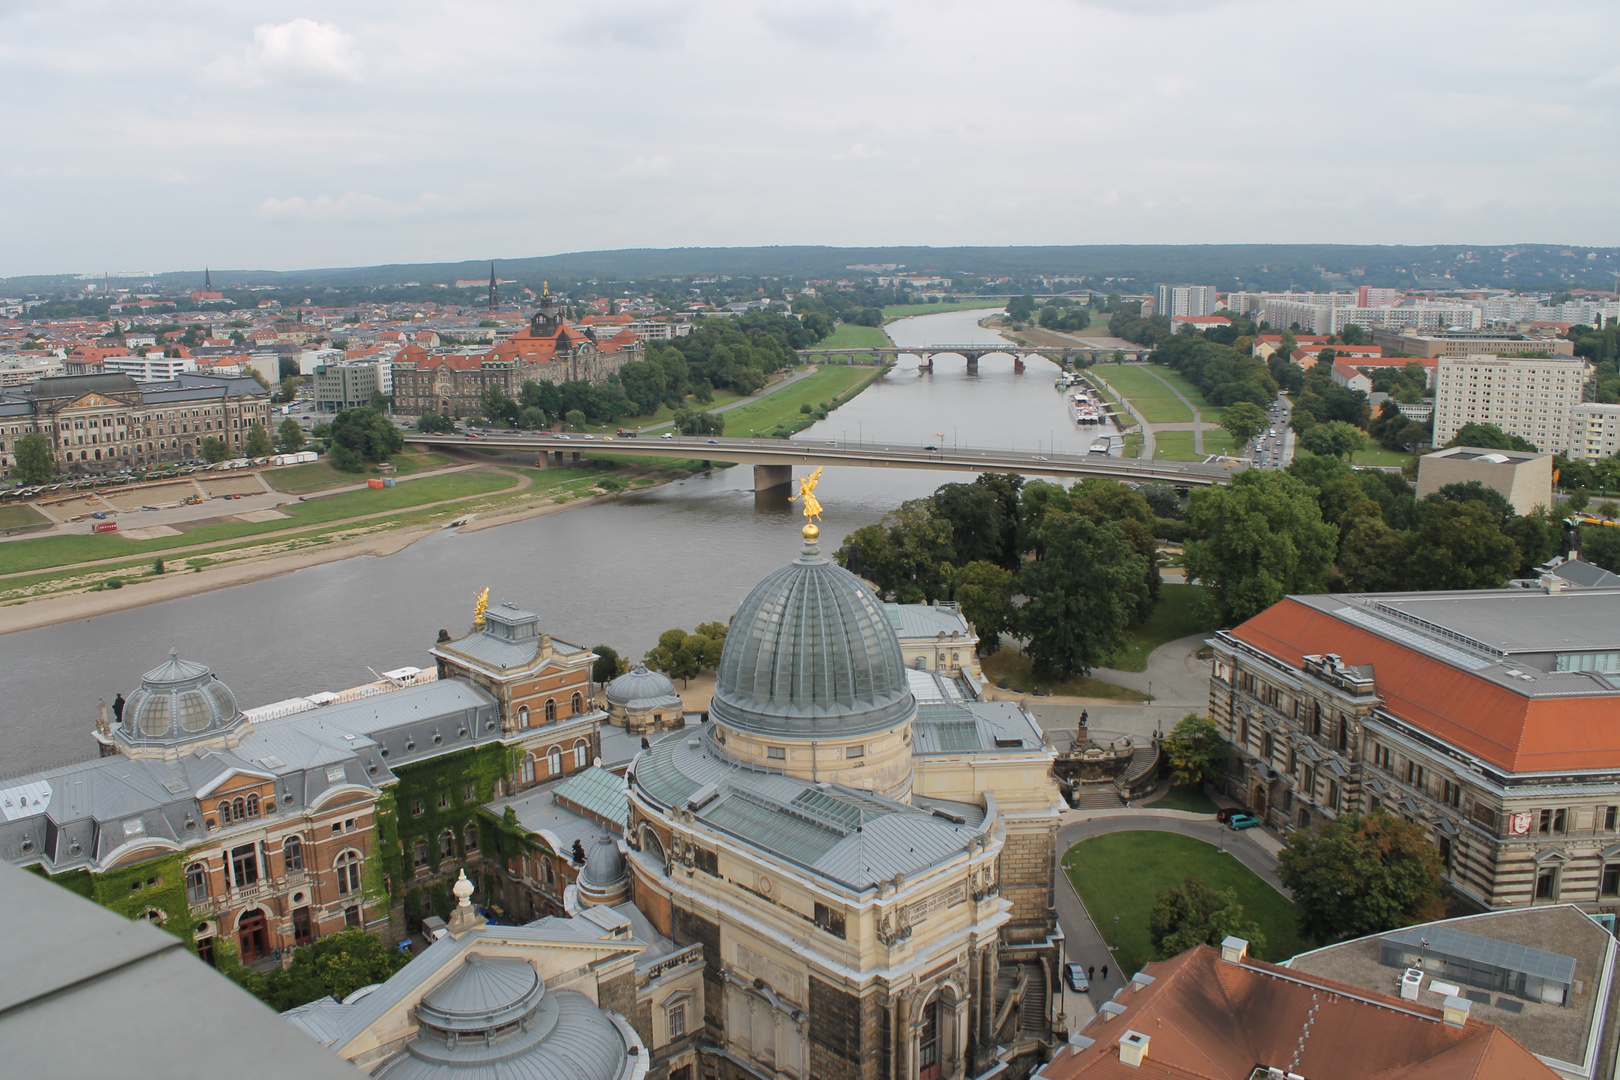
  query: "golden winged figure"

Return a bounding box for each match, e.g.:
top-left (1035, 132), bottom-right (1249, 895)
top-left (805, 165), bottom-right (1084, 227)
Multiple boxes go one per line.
top-left (791, 466), bottom-right (824, 523)
top-left (473, 586), bottom-right (490, 628)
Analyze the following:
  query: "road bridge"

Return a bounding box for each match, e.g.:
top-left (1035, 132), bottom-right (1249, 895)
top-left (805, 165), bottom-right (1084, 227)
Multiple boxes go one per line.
top-left (409, 433), bottom-right (1242, 491)
top-left (795, 344), bottom-right (1152, 372)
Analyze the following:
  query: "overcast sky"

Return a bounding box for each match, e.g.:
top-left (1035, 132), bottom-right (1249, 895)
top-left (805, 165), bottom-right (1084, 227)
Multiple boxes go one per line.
top-left (3, 0), bottom-right (1617, 277)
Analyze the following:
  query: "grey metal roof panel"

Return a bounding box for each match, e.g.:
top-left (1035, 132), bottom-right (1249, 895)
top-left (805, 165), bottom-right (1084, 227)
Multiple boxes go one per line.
top-left (436, 631), bottom-right (544, 671)
top-left (1382, 923), bottom-right (1577, 983)
top-left (887, 602), bottom-right (974, 639)
top-left (552, 767), bottom-right (628, 828)
top-left (489, 787), bottom-right (613, 853)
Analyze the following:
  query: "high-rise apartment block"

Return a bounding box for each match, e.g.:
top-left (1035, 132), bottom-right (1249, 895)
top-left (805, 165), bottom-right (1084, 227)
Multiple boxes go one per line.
top-left (1568, 403), bottom-right (1620, 463)
top-left (1433, 354), bottom-right (1590, 454)
top-left (1357, 285), bottom-right (1403, 307)
top-left (1154, 284), bottom-right (1218, 318)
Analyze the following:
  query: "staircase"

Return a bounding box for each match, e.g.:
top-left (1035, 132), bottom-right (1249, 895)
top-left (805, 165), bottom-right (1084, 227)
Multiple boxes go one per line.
top-left (1114, 742), bottom-right (1162, 801)
top-left (1018, 966), bottom-right (1048, 1037)
top-left (1072, 783), bottom-right (1123, 810)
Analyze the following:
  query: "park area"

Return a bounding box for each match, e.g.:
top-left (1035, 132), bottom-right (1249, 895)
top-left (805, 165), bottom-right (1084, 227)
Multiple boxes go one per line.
top-left (1092, 365), bottom-right (1192, 424)
top-left (1063, 830), bottom-right (1301, 977)
top-left (720, 364), bottom-right (881, 437)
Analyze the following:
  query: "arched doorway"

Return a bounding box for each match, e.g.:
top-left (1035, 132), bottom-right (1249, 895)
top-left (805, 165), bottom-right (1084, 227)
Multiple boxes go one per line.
top-left (917, 997), bottom-right (942, 1080)
top-left (1252, 784), bottom-right (1269, 822)
top-left (238, 908), bottom-right (269, 962)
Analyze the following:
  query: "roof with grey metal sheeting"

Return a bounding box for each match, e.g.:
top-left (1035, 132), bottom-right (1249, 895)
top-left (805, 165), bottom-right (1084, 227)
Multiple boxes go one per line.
top-left (913, 700), bottom-right (1047, 755)
top-left (885, 602), bottom-right (974, 638)
top-left (631, 729), bottom-right (983, 888)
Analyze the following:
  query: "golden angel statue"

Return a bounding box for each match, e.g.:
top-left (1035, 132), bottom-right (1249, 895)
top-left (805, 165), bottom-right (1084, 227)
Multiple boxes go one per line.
top-left (473, 586), bottom-right (490, 628)
top-left (791, 467), bottom-right (824, 523)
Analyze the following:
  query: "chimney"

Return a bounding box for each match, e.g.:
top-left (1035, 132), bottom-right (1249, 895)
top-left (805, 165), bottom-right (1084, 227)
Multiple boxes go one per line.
top-left (1542, 575), bottom-right (1564, 594)
top-left (1119, 1031), bottom-right (1150, 1068)
top-left (1442, 995), bottom-right (1472, 1028)
top-left (1221, 936), bottom-right (1249, 964)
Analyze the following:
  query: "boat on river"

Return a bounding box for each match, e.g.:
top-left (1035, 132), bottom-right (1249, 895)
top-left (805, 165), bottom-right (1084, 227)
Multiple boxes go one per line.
top-left (1068, 388), bottom-right (1103, 425)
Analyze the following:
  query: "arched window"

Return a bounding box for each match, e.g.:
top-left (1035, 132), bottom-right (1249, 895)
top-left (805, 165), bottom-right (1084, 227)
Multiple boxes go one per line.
top-left (571, 692), bottom-right (583, 716)
top-left (245, 793), bottom-right (259, 818)
top-left (544, 698), bottom-right (556, 723)
top-left (335, 851), bottom-right (362, 896)
top-left (547, 746), bottom-right (563, 775)
top-left (413, 840), bottom-right (428, 868)
top-left (282, 836), bottom-right (304, 873)
top-left (464, 824), bottom-right (479, 852)
top-left (232, 797), bottom-right (246, 821)
top-left (518, 704), bottom-right (530, 729)
top-left (186, 862), bottom-right (209, 903)
top-left (439, 830), bottom-right (455, 858)
top-left (216, 800), bottom-right (231, 823)
top-left (573, 739), bottom-right (588, 769)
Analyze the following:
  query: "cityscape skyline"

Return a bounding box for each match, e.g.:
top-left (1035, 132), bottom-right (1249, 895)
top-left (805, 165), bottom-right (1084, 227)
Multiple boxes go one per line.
top-left (4, 0), bottom-right (1619, 276)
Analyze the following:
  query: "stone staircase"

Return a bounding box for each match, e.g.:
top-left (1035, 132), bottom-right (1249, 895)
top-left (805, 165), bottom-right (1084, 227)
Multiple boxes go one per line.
top-left (1072, 783), bottom-right (1124, 810)
top-left (1018, 966), bottom-right (1048, 1036)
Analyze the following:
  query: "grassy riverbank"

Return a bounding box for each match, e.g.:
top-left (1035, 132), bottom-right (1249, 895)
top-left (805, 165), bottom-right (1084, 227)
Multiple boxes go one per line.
top-left (820, 323), bottom-right (892, 350)
top-left (882, 299), bottom-right (1004, 321)
top-left (1093, 366), bottom-right (1192, 424)
top-left (721, 365), bottom-right (884, 438)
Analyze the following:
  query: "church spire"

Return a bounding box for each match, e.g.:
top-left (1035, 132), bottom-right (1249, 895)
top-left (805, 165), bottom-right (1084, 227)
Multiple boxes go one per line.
top-left (204, 266), bottom-right (212, 290)
top-left (487, 262), bottom-right (497, 310)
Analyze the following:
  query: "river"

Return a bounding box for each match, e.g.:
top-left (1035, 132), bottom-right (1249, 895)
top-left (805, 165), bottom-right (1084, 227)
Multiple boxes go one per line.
top-left (2, 308), bottom-right (1118, 772)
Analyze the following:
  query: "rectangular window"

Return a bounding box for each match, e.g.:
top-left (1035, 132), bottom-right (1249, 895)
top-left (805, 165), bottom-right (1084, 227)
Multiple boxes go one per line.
top-left (846, 745), bottom-right (865, 758)
top-left (231, 843), bottom-right (258, 888)
top-left (1608, 806), bottom-right (1619, 832)
top-left (668, 1003), bottom-right (686, 1038)
top-left (464, 784), bottom-right (475, 802)
top-left (767, 746), bottom-right (785, 760)
top-left (1536, 867), bottom-right (1559, 900)
top-left (1442, 780), bottom-right (1461, 809)
top-left (814, 902), bottom-right (847, 939)
top-left (344, 906), bottom-right (361, 928)
top-left (1605, 865), bottom-right (1620, 898)
top-left (411, 799), bottom-right (424, 816)
top-left (438, 793), bottom-right (450, 810)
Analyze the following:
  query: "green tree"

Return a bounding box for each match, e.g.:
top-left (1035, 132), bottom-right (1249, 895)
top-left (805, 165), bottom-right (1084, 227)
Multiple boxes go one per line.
top-left (276, 417), bottom-right (307, 453)
top-left (1447, 422), bottom-right (1538, 453)
top-left (1406, 501), bottom-right (1521, 590)
top-left (1276, 811), bottom-right (1447, 945)
top-left (1220, 400), bottom-right (1269, 447)
top-left (591, 645), bottom-right (623, 684)
top-left (200, 437), bottom-right (230, 463)
top-left (13, 432), bottom-right (53, 483)
top-left (644, 629), bottom-right (701, 686)
top-left (278, 376), bottom-right (299, 402)
top-left (414, 413), bottom-right (455, 434)
top-left (672, 408), bottom-right (724, 436)
top-left (1149, 877), bottom-right (1267, 960)
top-left (1016, 512), bottom-right (1148, 679)
top-left (369, 389), bottom-right (391, 413)
top-left (837, 499), bottom-right (955, 603)
top-left (329, 406), bottom-right (404, 471)
top-left (1424, 480), bottom-right (1513, 522)
top-left (1297, 421), bottom-right (1368, 460)
top-left (233, 927), bottom-right (411, 1012)
top-left (1162, 713), bottom-right (1228, 788)
top-left (950, 561), bottom-right (1015, 655)
top-left (1337, 516), bottom-right (1411, 592)
top-left (1183, 471), bottom-right (1339, 626)
top-left (243, 422), bottom-right (273, 458)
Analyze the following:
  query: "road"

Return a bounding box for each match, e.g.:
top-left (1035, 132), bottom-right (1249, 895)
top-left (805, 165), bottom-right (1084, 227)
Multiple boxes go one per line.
top-left (1242, 393), bottom-right (1296, 471)
top-left (409, 432), bottom-right (1244, 487)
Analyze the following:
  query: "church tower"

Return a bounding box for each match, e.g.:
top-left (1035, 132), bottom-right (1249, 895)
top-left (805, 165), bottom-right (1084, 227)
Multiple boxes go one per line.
top-left (487, 262), bottom-right (497, 310)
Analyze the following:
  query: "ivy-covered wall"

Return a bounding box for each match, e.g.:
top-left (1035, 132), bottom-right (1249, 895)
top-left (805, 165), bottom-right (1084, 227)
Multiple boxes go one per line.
top-left (385, 742), bottom-right (518, 923)
top-left (31, 852), bottom-right (198, 948)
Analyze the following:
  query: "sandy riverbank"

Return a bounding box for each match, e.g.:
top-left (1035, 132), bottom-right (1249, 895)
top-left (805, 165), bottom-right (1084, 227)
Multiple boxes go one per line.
top-left (0, 485), bottom-right (633, 638)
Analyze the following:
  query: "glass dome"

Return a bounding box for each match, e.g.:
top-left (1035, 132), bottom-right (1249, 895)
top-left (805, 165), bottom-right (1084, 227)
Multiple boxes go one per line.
top-left (118, 649), bottom-right (244, 750)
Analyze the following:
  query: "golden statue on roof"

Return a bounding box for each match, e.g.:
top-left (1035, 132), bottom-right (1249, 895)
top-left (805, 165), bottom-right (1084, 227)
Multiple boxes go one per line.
top-left (791, 467), bottom-right (825, 541)
top-left (473, 586), bottom-right (489, 628)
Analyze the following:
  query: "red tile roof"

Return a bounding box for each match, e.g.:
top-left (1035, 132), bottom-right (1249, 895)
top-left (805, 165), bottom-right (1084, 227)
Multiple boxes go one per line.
top-left (1229, 599), bottom-right (1617, 773)
top-left (1042, 946), bottom-right (1556, 1080)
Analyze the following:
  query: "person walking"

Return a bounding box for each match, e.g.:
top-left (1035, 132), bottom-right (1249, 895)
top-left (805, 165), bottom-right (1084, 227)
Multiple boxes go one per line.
top-left (1101, 965), bottom-right (1109, 980)
top-left (1087, 965), bottom-right (1095, 983)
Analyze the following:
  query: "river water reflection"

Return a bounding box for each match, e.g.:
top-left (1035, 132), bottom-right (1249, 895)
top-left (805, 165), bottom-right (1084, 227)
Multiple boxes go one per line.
top-left (2, 307), bottom-right (1111, 771)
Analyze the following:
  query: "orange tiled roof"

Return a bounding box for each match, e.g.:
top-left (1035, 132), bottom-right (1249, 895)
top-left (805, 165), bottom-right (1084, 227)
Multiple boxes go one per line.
top-left (1043, 946), bottom-right (1556, 1080)
top-left (1229, 599), bottom-right (1617, 772)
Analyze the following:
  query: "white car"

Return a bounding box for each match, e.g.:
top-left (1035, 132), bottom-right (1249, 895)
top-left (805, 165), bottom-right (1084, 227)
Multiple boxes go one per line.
top-left (661, 432), bottom-right (675, 439)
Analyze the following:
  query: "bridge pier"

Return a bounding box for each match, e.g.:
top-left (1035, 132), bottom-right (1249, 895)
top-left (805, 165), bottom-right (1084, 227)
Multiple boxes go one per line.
top-left (1013, 356), bottom-right (1025, 373)
top-left (571, 451), bottom-right (581, 463)
top-left (754, 463), bottom-right (793, 492)
top-left (965, 356), bottom-right (978, 373)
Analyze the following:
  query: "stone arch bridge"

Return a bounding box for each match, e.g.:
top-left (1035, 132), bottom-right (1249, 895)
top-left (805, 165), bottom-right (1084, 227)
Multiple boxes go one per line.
top-left (794, 345), bottom-right (1151, 372)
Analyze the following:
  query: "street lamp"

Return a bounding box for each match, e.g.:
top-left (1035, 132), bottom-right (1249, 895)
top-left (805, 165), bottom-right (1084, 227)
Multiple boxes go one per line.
top-left (1113, 914), bottom-right (1120, 950)
top-left (1147, 680), bottom-right (1153, 705)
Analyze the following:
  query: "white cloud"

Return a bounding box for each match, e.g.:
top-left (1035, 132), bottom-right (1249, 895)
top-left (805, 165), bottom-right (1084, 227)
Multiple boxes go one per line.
top-left (759, 4), bottom-right (889, 48)
top-left (610, 155), bottom-right (677, 179)
top-left (204, 18), bottom-right (365, 88)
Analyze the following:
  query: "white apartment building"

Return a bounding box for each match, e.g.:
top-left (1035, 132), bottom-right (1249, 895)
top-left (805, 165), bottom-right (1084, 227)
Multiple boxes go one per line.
top-left (101, 353), bottom-right (195, 382)
top-left (625, 320), bottom-right (692, 341)
top-left (1262, 295), bottom-right (1359, 334)
top-left (1481, 297), bottom-right (1619, 327)
top-left (1225, 291), bottom-right (1353, 317)
top-left (1433, 354), bottom-right (1590, 454)
top-left (1568, 403), bottom-right (1620, 463)
top-left (1328, 305), bottom-right (1483, 335)
top-left (1155, 284), bottom-right (1219, 318)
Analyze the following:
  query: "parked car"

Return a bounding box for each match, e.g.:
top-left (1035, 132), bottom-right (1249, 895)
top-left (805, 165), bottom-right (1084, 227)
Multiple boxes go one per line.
top-left (1226, 813), bottom-right (1262, 830)
top-left (1215, 807), bottom-right (1250, 825)
top-left (1064, 963), bottom-right (1090, 993)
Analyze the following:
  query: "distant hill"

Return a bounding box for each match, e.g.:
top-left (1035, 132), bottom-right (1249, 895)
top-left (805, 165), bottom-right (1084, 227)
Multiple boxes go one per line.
top-left (6, 243), bottom-right (1618, 295)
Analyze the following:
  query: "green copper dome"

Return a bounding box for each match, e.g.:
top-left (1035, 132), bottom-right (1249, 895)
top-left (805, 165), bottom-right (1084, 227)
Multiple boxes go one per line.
top-left (710, 535), bottom-right (913, 739)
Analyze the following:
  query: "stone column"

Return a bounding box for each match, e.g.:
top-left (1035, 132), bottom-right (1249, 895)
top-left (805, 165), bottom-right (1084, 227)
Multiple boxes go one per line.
top-left (977, 948), bottom-right (995, 1053)
top-left (896, 989), bottom-right (914, 1080)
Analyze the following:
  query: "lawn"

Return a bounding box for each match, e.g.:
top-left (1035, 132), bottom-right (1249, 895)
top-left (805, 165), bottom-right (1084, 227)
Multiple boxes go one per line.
top-left (882, 299), bottom-right (1005, 321)
top-left (0, 504), bottom-right (50, 532)
top-left (1147, 785), bottom-right (1219, 814)
top-left (1063, 831), bottom-right (1300, 977)
top-left (820, 323), bottom-right (892, 350)
top-left (718, 365), bottom-right (881, 437)
top-left (0, 471), bottom-right (517, 577)
top-left (1092, 366), bottom-right (1192, 424)
top-left (1105, 584), bottom-right (1216, 672)
top-left (576, 387), bottom-right (748, 433)
top-left (1139, 365), bottom-right (1228, 425)
top-left (1349, 446), bottom-right (1413, 469)
top-left (981, 647), bottom-right (1149, 701)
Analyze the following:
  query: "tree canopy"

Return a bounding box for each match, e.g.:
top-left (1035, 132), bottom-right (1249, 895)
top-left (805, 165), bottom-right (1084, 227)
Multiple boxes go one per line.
top-left (229, 927), bottom-right (412, 1013)
top-left (1220, 401), bottom-right (1269, 447)
top-left (1162, 713), bottom-right (1228, 788)
top-left (14, 433), bottom-right (52, 483)
top-left (1276, 811), bottom-right (1447, 945)
top-left (1183, 470), bottom-right (1338, 626)
top-left (1149, 877), bottom-right (1267, 960)
top-left (328, 406), bottom-right (405, 472)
